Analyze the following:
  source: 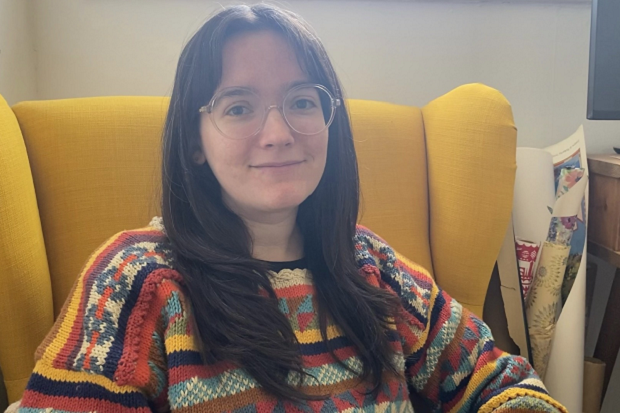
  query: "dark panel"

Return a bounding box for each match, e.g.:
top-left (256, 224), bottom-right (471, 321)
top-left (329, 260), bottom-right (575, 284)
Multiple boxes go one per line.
top-left (587, 0), bottom-right (620, 120)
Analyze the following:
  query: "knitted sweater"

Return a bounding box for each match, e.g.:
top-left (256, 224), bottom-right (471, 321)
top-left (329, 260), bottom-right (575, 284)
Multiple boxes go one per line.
top-left (19, 220), bottom-right (567, 413)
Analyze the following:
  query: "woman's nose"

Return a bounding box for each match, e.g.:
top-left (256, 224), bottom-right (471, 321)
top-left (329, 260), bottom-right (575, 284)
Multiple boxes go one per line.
top-left (258, 107), bottom-right (295, 147)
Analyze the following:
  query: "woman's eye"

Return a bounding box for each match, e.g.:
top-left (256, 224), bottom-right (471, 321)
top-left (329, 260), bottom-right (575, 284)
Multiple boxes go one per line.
top-left (292, 99), bottom-right (316, 110)
top-left (225, 105), bottom-right (251, 116)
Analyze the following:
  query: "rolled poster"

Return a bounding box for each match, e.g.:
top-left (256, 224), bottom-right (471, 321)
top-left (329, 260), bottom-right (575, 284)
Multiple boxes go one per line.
top-left (515, 238), bottom-right (540, 299)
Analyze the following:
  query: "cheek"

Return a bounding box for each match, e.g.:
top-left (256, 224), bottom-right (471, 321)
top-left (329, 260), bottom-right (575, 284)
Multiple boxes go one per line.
top-left (201, 119), bottom-right (240, 160)
top-left (311, 133), bottom-right (329, 168)
top-left (200, 122), bottom-right (249, 181)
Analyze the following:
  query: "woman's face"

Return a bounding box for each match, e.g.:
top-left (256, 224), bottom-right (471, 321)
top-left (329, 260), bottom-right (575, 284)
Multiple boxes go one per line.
top-left (196, 30), bottom-right (329, 222)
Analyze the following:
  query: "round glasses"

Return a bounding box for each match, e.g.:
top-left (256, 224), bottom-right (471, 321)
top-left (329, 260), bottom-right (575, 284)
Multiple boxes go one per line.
top-left (198, 83), bottom-right (341, 140)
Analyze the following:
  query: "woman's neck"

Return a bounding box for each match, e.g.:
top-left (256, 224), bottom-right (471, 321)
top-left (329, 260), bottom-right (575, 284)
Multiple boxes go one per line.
top-left (251, 224), bottom-right (304, 262)
top-left (235, 208), bottom-right (304, 262)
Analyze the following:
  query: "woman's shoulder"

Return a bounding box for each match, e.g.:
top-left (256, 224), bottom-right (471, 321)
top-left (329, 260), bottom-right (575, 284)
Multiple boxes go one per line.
top-left (354, 225), bottom-right (436, 305)
top-left (76, 216), bottom-right (179, 298)
top-left (354, 225), bottom-right (428, 274)
top-left (34, 217), bottom-right (184, 385)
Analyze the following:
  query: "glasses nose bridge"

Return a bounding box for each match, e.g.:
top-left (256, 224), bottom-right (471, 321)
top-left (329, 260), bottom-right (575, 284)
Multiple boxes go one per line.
top-left (260, 103), bottom-right (290, 132)
top-left (265, 103), bottom-right (283, 114)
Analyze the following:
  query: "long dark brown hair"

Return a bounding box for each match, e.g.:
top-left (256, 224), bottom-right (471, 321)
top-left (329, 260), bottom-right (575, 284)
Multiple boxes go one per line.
top-left (161, 4), bottom-right (401, 402)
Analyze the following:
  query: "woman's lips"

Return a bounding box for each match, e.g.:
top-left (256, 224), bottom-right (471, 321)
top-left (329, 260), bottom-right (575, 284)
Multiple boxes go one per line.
top-left (251, 160), bottom-right (304, 174)
top-left (253, 160), bottom-right (304, 168)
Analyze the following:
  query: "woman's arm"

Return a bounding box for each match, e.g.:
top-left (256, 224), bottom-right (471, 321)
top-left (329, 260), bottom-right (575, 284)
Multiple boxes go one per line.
top-left (355, 226), bottom-right (567, 413)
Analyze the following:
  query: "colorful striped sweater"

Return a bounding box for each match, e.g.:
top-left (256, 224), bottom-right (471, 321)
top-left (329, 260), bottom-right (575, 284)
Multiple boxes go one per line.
top-left (19, 219), bottom-right (567, 413)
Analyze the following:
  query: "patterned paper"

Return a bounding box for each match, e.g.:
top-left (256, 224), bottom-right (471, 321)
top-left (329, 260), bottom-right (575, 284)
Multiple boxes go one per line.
top-left (515, 238), bottom-right (540, 299)
top-left (525, 241), bottom-right (571, 379)
top-left (562, 254), bottom-right (582, 305)
top-left (556, 168), bottom-right (585, 305)
top-left (555, 168), bottom-right (585, 199)
top-left (547, 215), bottom-right (578, 245)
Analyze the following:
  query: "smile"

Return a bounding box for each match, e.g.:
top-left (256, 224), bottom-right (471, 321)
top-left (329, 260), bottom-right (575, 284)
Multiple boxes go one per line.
top-left (252, 160), bottom-right (304, 168)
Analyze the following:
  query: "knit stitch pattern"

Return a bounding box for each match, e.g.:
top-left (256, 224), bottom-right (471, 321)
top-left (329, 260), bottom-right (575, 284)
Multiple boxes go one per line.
top-left (18, 222), bottom-right (567, 412)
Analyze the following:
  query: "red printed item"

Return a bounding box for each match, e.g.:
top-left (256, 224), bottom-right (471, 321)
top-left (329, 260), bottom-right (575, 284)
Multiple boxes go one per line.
top-left (516, 238), bottom-right (541, 299)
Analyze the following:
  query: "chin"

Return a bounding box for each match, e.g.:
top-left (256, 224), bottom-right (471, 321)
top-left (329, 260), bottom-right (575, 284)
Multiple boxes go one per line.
top-left (258, 190), bottom-right (309, 212)
top-left (260, 199), bottom-right (304, 213)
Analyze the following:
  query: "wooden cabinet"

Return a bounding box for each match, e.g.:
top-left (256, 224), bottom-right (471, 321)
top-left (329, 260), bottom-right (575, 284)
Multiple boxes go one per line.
top-left (589, 155), bottom-right (620, 253)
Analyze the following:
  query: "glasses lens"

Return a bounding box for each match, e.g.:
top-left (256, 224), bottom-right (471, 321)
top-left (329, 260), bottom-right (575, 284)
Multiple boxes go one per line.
top-left (210, 88), bottom-right (264, 139)
top-left (283, 86), bottom-right (333, 135)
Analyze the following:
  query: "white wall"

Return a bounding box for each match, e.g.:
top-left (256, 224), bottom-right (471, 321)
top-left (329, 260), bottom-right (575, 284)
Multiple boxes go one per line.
top-left (29, 0), bottom-right (620, 153)
top-left (0, 0), bottom-right (36, 105)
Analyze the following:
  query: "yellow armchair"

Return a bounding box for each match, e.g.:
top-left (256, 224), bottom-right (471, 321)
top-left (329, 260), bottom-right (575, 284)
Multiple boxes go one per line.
top-left (0, 83), bottom-right (516, 404)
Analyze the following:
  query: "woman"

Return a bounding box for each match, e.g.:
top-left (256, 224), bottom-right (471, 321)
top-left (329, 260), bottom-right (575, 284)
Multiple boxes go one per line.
top-left (18, 4), bottom-right (566, 412)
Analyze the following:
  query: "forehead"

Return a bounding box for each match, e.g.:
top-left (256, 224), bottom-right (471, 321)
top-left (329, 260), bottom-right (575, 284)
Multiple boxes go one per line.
top-left (218, 30), bottom-right (309, 94)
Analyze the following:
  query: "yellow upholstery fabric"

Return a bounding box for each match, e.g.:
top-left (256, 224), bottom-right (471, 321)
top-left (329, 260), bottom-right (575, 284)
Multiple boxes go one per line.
top-left (0, 95), bottom-right (54, 403)
top-left (0, 83), bottom-right (516, 403)
top-left (12, 97), bottom-right (169, 317)
top-left (422, 84), bottom-right (517, 316)
top-left (350, 101), bottom-right (433, 275)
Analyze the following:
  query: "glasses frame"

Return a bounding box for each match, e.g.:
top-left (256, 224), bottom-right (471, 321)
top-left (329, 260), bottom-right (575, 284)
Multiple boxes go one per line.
top-left (198, 83), bottom-right (341, 140)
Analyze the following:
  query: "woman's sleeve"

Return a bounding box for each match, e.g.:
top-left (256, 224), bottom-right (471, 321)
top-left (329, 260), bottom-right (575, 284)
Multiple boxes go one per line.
top-left (356, 228), bottom-right (567, 413)
top-left (17, 231), bottom-right (179, 413)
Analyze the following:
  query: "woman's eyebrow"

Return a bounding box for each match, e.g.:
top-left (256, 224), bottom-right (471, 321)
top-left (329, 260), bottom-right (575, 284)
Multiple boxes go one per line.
top-left (217, 80), bottom-right (312, 97)
top-left (219, 87), bottom-right (255, 97)
top-left (284, 80), bottom-right (312, 91)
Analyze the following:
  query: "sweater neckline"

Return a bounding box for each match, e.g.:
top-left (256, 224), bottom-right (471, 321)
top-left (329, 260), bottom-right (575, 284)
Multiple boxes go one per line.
top-left (260, 257), bottom-right (307, 273)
